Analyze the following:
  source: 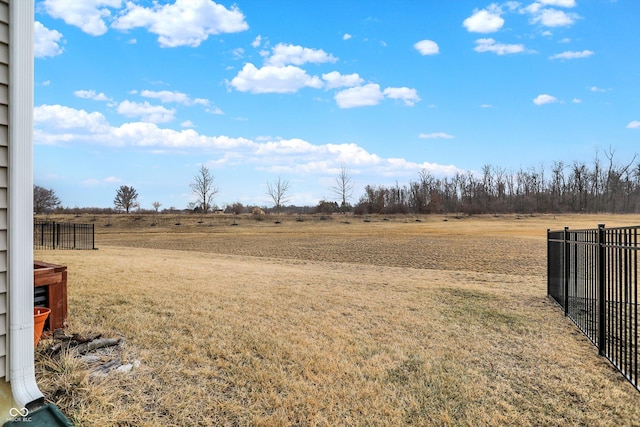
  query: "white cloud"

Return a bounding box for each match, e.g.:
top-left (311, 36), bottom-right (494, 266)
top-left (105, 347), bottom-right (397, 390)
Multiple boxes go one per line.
top-left (34, 105), bottom-right (112, 145)
top-left (140, 90), bottom-right (191, 104)
top-left (116, 100), bottom-right (176, 123)
top-left (335, 84), bottom-right (384, 108)
top-left (114, 123), bottom-right (254, 149)
top-left (256, 138), bottom-right (317, 155)
top-left (34, 104), bottom-right (248, 149)
top-left (34, 21), bottom-right (64, 58)
top-left (265, 43), bottom-right (338, 67)
top-left (627, 120), bottom-right (640, 129)
top-left (419, 132), bottom-right (454, 139)
top-left (533, 94), bottom-right (558, 105)
top-left (481, 104), bottom-right (495, 108)
top-left (572, 98), bottom-right (582, 103)
top-left (206, 106), bottom-right (224, 115)
top-left (252, 35), bottom-right (262, 48)
top-left (539, 0), bottom-right (576, 7)
top-left (375, 158), bottom-right (461, 178)
top-left (383, 87), bottom-right (421, 106)
top-left (474, 38), bottom-right (525, 55)
top-left (34, 104), bottom-right (463, 186)
top-left (524, 3), bottom-right (543, 14)
top-left (83, 176), bottom-right (121, 186)
top-left (232, 47), bottom-right (245, 59)
top-left (343, 33), bottom-right (352, 40)
top-left (589, 86), bottom-right (609, 92)
top-left (463, 8), bottom-right (504, 33)
top-left (414, 39), bottom-right (439, 55)
top-left (530, 8), bottom-right (578, 27)
top-left (504, 1), bottom-right (521, 11)
top-left (112, 0), bottom-right (249, 48)
top-left (194, 99), bottom-right (210, 107)
top-left (322, 71), bottom-right (364, 89)
top-left (74, 89), bottom-right (111, 101)
top-left (42, 0), bottom-right (122, 36)
top-left (257, 143), bottom-right (463, 180)
top-left (229, 42), bottom-right (418, 109)
top-left (230, 63), bottom-right (323, 94)
top-left (334, 85), bottom-right (420, 109)
top-left (181, 120), bottom-right (195, 128)
top-left (549, 50), bottom-right (594, 60)
top-left (326, 143), bottom-right (382, 166)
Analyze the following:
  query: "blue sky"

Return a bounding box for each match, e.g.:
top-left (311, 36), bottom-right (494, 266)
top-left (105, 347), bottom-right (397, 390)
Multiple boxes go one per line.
top-left (34, 0), bottom-right (640, 210)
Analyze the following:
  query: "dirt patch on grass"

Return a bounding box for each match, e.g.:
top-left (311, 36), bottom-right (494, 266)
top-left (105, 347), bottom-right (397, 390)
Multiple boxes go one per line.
top-left (95, 216), bottom-right (549, 276)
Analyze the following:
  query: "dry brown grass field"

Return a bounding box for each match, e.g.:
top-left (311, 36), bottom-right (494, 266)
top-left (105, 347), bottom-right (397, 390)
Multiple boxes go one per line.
top-left (34, 213), bottom-right (640, 426)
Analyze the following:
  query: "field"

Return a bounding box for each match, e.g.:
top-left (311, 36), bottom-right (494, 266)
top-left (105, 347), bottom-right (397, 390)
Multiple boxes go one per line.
top-left (34, 213), bottom-right (640, 426)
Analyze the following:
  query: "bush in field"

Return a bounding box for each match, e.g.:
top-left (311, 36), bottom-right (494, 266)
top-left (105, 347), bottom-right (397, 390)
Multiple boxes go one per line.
top-left (315, 200), bottom-right (339, 214)
top-left (252, 207), bottom-right (265, 220)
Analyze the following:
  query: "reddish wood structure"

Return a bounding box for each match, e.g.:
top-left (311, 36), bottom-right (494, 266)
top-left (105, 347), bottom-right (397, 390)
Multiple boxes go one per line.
top-left (33, 261), bottom-right (68, 331)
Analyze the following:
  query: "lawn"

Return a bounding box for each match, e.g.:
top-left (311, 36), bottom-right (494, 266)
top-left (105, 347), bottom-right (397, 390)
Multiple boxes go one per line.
top-left (34, 213), bottom-right (640, 426)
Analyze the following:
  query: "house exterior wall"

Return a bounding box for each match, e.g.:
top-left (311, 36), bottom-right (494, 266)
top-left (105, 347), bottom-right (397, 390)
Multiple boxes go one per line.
top-left (0, 0), bottom-right (9, 380)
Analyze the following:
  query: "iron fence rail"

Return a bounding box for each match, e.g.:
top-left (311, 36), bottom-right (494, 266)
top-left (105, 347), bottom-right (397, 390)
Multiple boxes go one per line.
top-left (34, 220), bottom-right (95, 250)
top-left (548, 224), bottom-right (639, 392)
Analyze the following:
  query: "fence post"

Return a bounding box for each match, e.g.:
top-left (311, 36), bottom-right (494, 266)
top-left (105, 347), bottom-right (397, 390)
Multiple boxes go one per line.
top-left (547, 228), bottom-right (550, 299)
top-left (564, 226), bottom-right (570, 316)
top-left (598, 223), bottom-right (606, 356)
top-left (92, 224), bottom-right (95, 250)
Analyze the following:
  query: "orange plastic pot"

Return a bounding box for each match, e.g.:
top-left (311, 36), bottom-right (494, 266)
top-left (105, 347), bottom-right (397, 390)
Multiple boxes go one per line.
top-left (34, 307), bottom-right (51, 347)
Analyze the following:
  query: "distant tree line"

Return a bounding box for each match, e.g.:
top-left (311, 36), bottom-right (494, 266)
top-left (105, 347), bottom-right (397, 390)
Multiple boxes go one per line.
top-left (34, 149), bottom-right (640, 216)
top-left (355, 149), bottom-right (640, 215)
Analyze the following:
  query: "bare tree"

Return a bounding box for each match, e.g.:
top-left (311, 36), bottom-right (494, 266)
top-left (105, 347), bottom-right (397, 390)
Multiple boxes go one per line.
top-left (331, 163), bottom-right (354, 214)
top-left (604, 147), bottom-right (637, 213)
top-left (266, 176), bottom-right (291, 213)
top-left (114, 185), bottom-right (139, 213)
top-left (152, 201), bottom-right (161, 212)
top-left (33, 185), bottom-right (61, 214)
top-left (190, 165), bottom-right (218, 214)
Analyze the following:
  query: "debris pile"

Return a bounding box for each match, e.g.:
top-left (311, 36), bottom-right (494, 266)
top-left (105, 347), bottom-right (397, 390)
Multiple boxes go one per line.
top-left (42, 329), bottom-right (141, 377)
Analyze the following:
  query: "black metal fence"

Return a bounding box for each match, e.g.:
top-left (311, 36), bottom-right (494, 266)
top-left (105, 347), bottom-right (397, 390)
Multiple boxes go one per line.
top-left (34, 220), bottom-right (95, 250)
top-left (548, 224), bottom-right (638, 392)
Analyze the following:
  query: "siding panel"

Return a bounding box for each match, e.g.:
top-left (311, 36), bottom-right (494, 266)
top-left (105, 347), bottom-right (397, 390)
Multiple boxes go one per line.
top-left (0, 126), bottom-right (7, 147)
top-left (0, 43), bottom-right (6, 65)
top-left (0, 0), bottom-right (6, 383)
top-left (0, 1), bottom-right (7, 24)
top-left (0, 104), bottom-right (7, 126)
top-left (0, 21), bottom-right (7, 45)
top-left (0, 78), bottom-right (6, 103)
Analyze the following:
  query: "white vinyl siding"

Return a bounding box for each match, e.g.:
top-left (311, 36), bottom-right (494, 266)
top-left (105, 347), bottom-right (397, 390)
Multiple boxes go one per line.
top-left (0, 0), bottom-right (8, 379)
